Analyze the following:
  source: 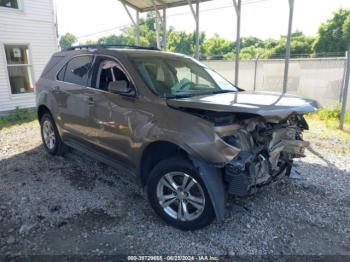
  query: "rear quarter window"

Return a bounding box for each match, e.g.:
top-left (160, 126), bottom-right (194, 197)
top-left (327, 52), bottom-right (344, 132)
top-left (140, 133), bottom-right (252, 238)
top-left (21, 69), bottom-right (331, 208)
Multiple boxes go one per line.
top-left (41, 56), bottom-right (65, 78)
top-left (57, 64), bottom-right (67, 81)
top-left (63, 56), bottom-right (94, 86)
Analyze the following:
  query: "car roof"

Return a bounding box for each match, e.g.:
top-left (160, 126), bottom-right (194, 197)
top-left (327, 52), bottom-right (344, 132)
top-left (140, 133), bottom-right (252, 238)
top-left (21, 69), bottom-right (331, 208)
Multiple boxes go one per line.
top-left (53, 47), bottom-right (189, 60)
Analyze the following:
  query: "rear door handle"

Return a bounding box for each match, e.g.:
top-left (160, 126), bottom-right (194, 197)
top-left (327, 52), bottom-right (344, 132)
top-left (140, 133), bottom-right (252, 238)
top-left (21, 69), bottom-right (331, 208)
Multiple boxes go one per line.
top-left (54, 86), bottom-right (60, 91)
top-left (87, 96), bottom-right (95, 105)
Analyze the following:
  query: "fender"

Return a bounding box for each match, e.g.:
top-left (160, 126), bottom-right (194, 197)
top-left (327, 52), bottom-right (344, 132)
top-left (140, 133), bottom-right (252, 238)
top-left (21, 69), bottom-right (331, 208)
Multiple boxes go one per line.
top-left (190, 157), bottom-right (226, 223)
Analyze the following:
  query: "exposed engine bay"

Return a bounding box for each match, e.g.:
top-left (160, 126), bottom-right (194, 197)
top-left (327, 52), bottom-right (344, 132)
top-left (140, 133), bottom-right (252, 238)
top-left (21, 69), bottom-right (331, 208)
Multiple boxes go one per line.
top-left (221, 113), bottom-right (309, 196)
top-left (173, 98), bottom-right (315, 197)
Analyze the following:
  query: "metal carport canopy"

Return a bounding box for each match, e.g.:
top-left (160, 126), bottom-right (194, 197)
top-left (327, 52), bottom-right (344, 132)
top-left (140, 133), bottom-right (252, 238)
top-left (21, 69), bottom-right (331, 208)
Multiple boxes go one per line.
top-left (121, 0), bottom-right (212, 12)
top-left (119, 0), bottom-right (295, 93)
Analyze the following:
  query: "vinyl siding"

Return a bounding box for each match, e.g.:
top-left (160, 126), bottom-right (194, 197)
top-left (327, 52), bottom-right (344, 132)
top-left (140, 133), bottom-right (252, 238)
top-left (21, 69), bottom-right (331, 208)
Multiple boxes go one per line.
top-left (0, 0), bottom-right (58, 112)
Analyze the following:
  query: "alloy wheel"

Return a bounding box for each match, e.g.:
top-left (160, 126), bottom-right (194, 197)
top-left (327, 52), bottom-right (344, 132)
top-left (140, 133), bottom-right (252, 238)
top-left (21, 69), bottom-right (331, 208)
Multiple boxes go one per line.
top-left (156, 172), bottom-right (206, 222)
top-left (42, 120), bottom-right (56, 150)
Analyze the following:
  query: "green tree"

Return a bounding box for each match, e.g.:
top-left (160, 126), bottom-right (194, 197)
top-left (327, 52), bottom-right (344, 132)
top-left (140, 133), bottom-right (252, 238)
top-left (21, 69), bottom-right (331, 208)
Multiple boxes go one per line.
top-left (343, 15), bottom-right (350, 44)
top-left (240, 36), bottom-right (264, 49)
top-left (239, 46), bottom-right (266, 60)
top-left (59, 33), bottom-right (77, 49)
top-left (262, 38), bottom-right (279, 49)
top-left (97, 34), bottom-right (133, 45)
top-left (268, 32), bottom-right (315, 58)
top-left (203, 34), bottom-right (233, 59)
top-left (122, 12), bottom-right (158, 47)
top-left (313, 9), bottom-right (350, 55)
top-left (167, 31), bottom-right (193, 55)
top-left (167, 31), bottom-right (205, 56)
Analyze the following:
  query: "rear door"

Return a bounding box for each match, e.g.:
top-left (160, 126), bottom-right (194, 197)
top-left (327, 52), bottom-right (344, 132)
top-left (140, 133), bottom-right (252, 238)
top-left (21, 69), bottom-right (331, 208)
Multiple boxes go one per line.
top-left (54, 55), bottom-right (95, 140)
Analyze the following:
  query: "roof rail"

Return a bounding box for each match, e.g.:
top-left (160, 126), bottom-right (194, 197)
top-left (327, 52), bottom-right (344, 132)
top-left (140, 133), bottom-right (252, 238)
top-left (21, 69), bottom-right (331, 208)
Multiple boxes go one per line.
top-left (64, 44), bottom-right (160, 51)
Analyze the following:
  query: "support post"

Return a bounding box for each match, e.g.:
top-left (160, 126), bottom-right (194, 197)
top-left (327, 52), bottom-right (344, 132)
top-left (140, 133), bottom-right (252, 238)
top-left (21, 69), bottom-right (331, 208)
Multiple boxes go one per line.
top-left (233, 0), bottom-right (241, 87)
top-left (340, 45), bottom-right (350, 130)
top-left (253, 55), bottom-right (259, 91)
top-left (187, 0), bottom-right (200, 60)
top-left (195, 0), bottom-right (200, 60)
top-left (136, 11), bottom-right (140, 45)
top-left (163, 8), bottom-right (167, 50)
top-left (339, 51), bottom-right (348, 102)
top-left (283, 0), bottom-right (294, 93)
top-left (152, 0), bottom-right (166, 49)
top-left (154, 6), bottom-right (161, 49)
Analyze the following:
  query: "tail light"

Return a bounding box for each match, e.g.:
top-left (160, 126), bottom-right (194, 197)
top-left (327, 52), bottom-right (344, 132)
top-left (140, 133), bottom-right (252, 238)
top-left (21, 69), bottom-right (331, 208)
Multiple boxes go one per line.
top-left (34, 81), bottom-right (39, 93)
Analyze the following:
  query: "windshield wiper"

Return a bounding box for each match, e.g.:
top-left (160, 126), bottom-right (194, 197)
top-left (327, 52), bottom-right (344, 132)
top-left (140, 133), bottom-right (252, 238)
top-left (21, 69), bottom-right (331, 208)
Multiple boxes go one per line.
top-left (164, 94), bottom-right (194, 99)
top-left (212, 90), bottom-right (236, 94)
top-left (165, 90), bottom-right (236, 99)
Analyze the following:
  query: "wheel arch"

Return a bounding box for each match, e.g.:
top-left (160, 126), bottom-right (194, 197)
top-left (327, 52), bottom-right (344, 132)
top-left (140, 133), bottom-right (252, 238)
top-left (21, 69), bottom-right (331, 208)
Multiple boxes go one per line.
top-left (138, 140), bottom-right (191, 187)
top-left (37, 104), bottom-right (52, 121)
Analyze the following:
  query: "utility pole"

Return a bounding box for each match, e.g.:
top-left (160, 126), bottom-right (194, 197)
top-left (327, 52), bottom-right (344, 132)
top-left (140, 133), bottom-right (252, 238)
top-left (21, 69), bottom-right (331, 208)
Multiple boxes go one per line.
top-left (340, 45), bottom-right (350, 130)
top-left (233, 0), bottom-right (241, 86)
top-left (283, 0), bottom-right (294, 93)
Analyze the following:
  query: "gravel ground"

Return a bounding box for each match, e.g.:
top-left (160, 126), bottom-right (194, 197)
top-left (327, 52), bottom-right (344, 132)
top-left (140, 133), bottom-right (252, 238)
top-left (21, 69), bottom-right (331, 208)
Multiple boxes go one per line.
top-left (0, 120), bottom-right (350, 257)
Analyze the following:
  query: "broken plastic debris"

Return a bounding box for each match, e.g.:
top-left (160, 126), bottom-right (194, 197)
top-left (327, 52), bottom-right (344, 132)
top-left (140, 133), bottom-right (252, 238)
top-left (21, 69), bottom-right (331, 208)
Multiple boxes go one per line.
top-left (289, 169), bottom-right (306, 180)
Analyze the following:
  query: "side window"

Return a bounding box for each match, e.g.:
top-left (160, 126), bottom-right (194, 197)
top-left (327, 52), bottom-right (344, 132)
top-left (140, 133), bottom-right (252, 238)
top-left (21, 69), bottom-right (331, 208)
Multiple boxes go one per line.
top-left (93, 58), bottom-right (131, 92)
top-left (57, 64), bottom-right (67, 81)
top-left (63, 56), bottom-right (93, 86)
top-left (41, 56), bottom-right (65, 78)
top-left (0, 0), bottom-right (19, 9)
top-left (4, 45), bottom-right (34, 94)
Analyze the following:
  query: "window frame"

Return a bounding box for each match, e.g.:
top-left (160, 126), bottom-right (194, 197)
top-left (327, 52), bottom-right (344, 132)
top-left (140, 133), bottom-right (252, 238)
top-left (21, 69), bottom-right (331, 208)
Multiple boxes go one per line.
top-left (55, 54), bottom-right (95, 87)
top-left (3, 43), bottom-right (35, 96)
top-left (56, 54), bottom-right (138, 97)
top-left (0, 0), bottom-right (22, 11)
top-left (91, 55), bottom-right (135, 93)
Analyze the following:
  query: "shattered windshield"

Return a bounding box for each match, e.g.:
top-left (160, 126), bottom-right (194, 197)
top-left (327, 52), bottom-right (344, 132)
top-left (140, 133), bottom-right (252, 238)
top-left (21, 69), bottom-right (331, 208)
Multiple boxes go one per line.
top-left (130, 55), bottom-right (239, 98)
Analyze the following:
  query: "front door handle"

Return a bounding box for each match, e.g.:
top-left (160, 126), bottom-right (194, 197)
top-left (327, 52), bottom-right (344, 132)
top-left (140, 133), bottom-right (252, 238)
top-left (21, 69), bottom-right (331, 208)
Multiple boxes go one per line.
top-left (87, 96), bottom-right (95, 105)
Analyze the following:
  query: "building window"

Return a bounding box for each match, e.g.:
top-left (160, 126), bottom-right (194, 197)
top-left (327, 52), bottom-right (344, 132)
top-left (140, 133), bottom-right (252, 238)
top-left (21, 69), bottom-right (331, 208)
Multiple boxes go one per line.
top-left (5, 45), bottom-right (34, 94)
top-left (0, 0), bottom-right (19, 9)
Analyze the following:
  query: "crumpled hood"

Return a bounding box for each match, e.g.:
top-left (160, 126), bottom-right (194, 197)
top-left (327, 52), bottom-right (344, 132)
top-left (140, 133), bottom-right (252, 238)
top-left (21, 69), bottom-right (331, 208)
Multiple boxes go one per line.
top-left (167, 91), bottom-right (319, 122)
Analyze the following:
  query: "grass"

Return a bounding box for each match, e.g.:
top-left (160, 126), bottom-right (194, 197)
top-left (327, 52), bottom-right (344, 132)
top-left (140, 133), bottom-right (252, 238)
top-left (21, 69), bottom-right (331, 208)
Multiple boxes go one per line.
top-left (306, 105), bottom-right (350, 134)
top-left (306, 104), bottom-right (350, 124)
top-left (305, 118), bottom-right (350, 140)
top-left (0, 108), bottom-right (37, 130)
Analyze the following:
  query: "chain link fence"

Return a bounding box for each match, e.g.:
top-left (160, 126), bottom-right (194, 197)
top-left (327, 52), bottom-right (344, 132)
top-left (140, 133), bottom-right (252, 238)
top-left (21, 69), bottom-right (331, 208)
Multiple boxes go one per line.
top-left (204, 57), bottom-right (350, 111)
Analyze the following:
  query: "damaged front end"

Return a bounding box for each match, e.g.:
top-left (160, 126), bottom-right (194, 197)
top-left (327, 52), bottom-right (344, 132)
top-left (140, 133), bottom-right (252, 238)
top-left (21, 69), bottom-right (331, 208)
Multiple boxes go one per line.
top-left (217, 114), bottom-right (309, 197)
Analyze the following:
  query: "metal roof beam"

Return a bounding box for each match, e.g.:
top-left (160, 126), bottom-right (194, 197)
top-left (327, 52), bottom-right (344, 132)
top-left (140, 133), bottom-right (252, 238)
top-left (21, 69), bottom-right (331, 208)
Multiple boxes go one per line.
top-left (186, 0), bottom-right (200, 59)
top-left (121, 1), bottom-right (140, 45)
top-left (121, 0), bottom-right (211, 13)
top-left (187, 0), bottom-right (198, 22)
top-left (118, 0), bottom-right (141, 12)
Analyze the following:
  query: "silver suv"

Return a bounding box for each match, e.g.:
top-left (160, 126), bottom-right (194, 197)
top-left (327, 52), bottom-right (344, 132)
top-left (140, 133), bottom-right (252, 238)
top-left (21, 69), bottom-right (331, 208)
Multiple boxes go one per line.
top-left (36, 45), bottom-right (318, 230)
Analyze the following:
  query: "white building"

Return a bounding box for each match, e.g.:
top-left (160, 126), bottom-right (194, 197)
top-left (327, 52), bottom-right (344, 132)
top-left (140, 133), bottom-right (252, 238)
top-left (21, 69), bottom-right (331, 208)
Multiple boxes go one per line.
top-left (0, 0), bottom-right (58, 112)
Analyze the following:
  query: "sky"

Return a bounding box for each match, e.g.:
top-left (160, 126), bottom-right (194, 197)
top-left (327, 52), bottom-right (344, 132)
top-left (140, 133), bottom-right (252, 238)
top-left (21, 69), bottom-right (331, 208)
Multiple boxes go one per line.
top-left (56, 0), bottom-right (350, 43)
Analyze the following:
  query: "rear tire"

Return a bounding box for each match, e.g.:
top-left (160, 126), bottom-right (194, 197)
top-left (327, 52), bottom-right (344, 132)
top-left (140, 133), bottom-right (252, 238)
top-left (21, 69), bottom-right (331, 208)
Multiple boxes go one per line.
top-left (40, 113), bottom-right (67, 156)
top-left (147, 156), bottom-right (215, 230)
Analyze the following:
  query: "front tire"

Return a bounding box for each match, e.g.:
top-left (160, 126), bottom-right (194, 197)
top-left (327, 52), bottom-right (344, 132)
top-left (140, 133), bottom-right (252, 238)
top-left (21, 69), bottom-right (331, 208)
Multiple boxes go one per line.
top-left (40, 113), bottom-right (66, 156)
top-left (147, 157), bottom-right (215, 230)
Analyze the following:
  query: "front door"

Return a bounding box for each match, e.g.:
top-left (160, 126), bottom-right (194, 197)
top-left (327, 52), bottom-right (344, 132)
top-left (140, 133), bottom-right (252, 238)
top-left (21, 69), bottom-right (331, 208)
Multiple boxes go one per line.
top-left (87, 56), bottom-right (138, 165)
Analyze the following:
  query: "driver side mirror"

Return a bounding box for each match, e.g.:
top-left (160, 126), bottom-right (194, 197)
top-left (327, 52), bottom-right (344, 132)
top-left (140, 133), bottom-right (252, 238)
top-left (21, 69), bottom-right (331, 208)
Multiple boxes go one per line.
top-left (108, 80), bottom-right (135, 97)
